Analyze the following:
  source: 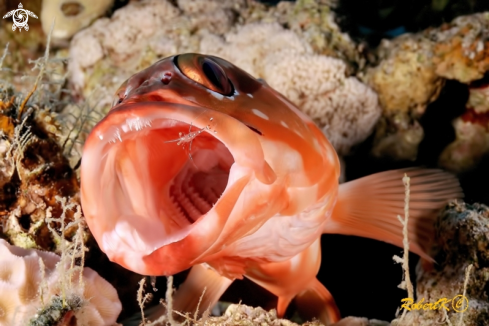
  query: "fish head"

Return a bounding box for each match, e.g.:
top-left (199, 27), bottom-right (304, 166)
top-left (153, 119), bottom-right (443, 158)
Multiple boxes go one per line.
top-left (80, 53), bottom-right (340, 276)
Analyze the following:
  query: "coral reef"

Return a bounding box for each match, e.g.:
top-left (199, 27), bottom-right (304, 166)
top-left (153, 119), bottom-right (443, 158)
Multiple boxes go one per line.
top-left (3, 1), bottom-right (489, 325)
top-left (439, 81), bottom-right (489, 172)
top-left (0, 44), bottom-right (81, 253)
top-left (363, 35), bottom-right (444, 160)
top-left (393, 200), bottom-right (489, 325)
top-left (0, 34), bottom-right (145, 323)
top-left (429, 12), bottom-right (489, 84)
top-left (237, 0), bottom-right (364, 71)
top-left (363, 11), bottom-right (489, 162)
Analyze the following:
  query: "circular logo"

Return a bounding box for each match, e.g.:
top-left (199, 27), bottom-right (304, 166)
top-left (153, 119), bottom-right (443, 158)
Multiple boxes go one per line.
top-left (452, 295), bottom-right (469, 313)
top-left (13, 9), bottom-right (28, 28)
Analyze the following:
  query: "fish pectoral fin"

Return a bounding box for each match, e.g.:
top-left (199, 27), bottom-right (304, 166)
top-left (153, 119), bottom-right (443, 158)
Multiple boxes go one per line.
top-left (294, 278), bottom-right (341, 325)
top-left (146, 263), bottom-right (233, 322)
top-left (172, 263), bottom-right (233, 315)
top-left (324, 168), bottom-right (463, 260)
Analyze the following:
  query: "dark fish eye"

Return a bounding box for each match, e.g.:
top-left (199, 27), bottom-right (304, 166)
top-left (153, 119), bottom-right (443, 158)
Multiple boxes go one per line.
top-left (175, 54), bottom-right (234, 96)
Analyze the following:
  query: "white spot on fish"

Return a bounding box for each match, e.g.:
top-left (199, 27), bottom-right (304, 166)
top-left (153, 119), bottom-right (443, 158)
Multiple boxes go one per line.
top-left (98, 135), bottom-right (104, 140)
top-left (208, 90), bottom-right (224, 100)
top-left (280, 121), bottom-right (288, 128)
top-left (252, 109), bottom-right (269, 120)
top-left (247, 93), bottom-right (253, 98)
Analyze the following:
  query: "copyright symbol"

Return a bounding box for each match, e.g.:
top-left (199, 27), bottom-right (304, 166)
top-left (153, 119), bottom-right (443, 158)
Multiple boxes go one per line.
top-left (452, 295), bottom-right (469, 313)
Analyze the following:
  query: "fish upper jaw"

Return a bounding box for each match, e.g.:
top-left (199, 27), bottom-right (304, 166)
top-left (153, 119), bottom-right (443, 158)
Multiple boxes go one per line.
top-left (80, 102), bottom-right (278, 275)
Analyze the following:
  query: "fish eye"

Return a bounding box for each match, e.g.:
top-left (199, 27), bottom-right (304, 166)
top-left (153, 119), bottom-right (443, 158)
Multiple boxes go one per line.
top-left (175, 54), bottom-right (234, 96)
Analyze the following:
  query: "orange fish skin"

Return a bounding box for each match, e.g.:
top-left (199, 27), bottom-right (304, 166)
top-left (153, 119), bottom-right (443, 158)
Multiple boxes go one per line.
top-left (81, 53), bottom-right (339, 276)
top-left (80, 54), bottom-right (462, 324)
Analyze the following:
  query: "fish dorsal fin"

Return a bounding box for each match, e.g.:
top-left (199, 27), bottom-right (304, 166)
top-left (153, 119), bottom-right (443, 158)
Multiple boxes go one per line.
top-left (323, 168), bottom-right (463, 260)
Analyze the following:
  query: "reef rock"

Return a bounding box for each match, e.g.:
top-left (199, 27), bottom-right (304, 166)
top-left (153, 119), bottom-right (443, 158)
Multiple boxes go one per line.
top-left (393, 201), bottom-right (489, 325)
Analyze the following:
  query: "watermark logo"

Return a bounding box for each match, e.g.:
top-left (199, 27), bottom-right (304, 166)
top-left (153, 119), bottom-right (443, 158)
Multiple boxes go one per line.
top-left (400, 295), bottom-right (469, 313)
top-left (3, 3), bottom-right (38, 32)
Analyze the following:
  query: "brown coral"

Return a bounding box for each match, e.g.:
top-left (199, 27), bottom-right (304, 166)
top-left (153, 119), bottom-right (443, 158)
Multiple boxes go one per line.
top-left (0, 98), bottom-right (81, 252)
top-left (439, 83), bottom-right (489, 173)
top-left (429, 12), bottom-right (489, 83)
top-left (394, 201), bottom-right (489, 325)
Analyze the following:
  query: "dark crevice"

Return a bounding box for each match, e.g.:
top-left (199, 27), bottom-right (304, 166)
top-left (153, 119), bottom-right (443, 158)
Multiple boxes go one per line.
top-left (18, 214), bottom-right (31, 230)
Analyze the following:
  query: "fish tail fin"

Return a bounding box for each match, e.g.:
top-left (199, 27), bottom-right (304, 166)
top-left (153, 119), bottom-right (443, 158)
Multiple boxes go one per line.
top-left (324, 168), bottom-right (463, 260)
top-left (145, 264), bottom-right (232, 323)
top-left (294, 278), bottom-right (341, 325)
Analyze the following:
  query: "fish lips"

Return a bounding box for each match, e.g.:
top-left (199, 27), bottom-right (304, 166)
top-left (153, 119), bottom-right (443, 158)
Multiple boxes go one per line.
top-left (80, 102), bottom-right (277, 275)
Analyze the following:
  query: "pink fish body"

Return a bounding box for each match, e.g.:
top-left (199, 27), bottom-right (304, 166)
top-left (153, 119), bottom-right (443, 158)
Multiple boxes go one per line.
top-left (81, 54), bottom-right (462, 324)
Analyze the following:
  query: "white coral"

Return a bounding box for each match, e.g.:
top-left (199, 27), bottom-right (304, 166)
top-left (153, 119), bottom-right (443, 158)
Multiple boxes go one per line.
top-left (0, 239), bottom-right (121, 326)
top-left (41, 0), bottom-right (115, 40)
top-left (200, 22), bottom-right (312, 77)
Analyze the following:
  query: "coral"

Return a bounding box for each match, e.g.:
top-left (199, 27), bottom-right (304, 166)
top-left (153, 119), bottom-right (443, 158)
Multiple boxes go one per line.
top-left (363, 35), bottom-right (444, 161)
top-left (468, 82), bottom-right (489, 113)
top-left (429, 12), bottom-right (489, 83)
top-left (1, 30), bottom-right (149, 322)
top-left (237, 0), bottom-right (363, 71)
top-left (364, 35), bottom-right (444, 116)
top-left (0, 239), bottom-right (122, 326)
top-left (262, 50), bottom-right (380, 154)
top-left (393, 201), bottom-right (489, 325)
top-left (195, 304), bottom-right (318, 325)
top-left (40, 0), bottom-right (115, 41)
top-left (150, 302), bottom-right (384, 326)
top-left (370, 112), bottom-right (425, 161)
top-left (363, 12), bottom-right (489, 162)
top-left (68, 0), bottom-right (187, 111)
top-left (439, 82), bottom-right (489, 173)
top-left (0, 43), bottom-right (82, 253)
top-left (177, 0), bottom-right (246, 35)
top-left (200, 22), bottom-right (312, 77)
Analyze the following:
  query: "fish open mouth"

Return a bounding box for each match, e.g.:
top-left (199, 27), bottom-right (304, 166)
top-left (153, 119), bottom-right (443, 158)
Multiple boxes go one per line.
top-left (81, 103), bottom-right (272, 261)
top-left (157, 122), bottom-right (234, 225)
top-left (111, 119), bottom-right (235, 234)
